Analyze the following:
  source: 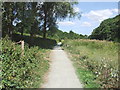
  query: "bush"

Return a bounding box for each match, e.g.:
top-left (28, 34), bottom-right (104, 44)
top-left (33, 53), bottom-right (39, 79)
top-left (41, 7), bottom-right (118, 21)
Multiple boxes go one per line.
top-left (1, 37), bottom-right (49, 88)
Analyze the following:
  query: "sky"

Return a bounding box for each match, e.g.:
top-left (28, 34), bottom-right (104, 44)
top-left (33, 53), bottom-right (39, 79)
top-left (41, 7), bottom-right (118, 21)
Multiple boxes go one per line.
top-left (57, 2), bottom-right (119, 35)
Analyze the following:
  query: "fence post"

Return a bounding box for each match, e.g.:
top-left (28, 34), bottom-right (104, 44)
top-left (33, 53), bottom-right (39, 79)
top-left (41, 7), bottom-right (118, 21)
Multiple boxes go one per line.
top-left (21, 40), bottom-right (24, 56)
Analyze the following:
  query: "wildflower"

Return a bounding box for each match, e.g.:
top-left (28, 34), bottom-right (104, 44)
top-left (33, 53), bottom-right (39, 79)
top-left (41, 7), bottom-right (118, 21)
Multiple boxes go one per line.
top-left (104, 64), bottom-right (107, 67)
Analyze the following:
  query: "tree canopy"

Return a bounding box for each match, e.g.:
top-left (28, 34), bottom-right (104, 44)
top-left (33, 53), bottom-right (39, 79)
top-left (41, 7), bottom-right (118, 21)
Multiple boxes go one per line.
top-left (89, 15), bottom-right (120, 42)
top-left (2, 2), bottom-right (80, 39)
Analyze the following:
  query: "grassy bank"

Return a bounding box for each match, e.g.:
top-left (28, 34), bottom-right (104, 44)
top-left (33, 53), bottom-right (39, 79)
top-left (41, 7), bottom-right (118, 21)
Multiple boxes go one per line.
top-left (1, 35), bottom-right (56, 88)
top-left (63, 39), bottom-right (119, 88)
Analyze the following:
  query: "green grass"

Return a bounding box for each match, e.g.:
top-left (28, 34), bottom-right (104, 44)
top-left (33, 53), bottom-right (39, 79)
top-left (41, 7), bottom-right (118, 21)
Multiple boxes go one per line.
top-left (29, 49), bottom-right (50, 88)
top-left (76, 68), bottom-right (100, 88)
top-left (63, 39), bottom-right (119, 88)
top-left (0, 38), bottom-right (1, 89)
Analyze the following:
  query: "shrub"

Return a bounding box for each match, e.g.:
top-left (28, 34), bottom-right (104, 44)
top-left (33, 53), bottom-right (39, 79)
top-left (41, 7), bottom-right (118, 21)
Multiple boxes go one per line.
top-left (1, 37), bottom-right (49, 88)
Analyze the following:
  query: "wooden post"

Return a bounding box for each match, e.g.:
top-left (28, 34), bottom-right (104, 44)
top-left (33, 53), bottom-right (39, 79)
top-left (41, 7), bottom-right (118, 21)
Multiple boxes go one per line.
top-left (21, 40), bottom-right (24, 56)
top-left (16, 40), bottom-right (24, 56)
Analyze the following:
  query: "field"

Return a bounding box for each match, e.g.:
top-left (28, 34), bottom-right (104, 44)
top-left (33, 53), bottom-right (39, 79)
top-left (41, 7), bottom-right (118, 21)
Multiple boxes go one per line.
top-left (63, 39), bottom-right (119, 88)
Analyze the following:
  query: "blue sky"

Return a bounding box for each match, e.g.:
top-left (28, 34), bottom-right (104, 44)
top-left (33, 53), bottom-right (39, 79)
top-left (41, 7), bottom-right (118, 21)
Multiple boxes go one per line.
top-left (57, 2), bottom-right (118, 35)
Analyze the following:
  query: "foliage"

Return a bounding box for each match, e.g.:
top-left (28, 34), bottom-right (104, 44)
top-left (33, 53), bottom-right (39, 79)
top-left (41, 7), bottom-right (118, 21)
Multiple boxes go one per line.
top-left (2, 2), bottom-right (80, 39)
top-left (16, 2), bottom-right (38, 37)
top-left (37, 2), bottom-right (80, 38)
top-left (2, 2), bottom-right (15, 38)
top-left (2, 2), bottom-right (39, 38)
top-left (1, 37), bottom-right (50, 88)
top-left (47, 27), bottom-right (88, 41)
top-left (89, 15), bottom-right (120, 42)
top-left (63, 39), bottom-right (119, 88)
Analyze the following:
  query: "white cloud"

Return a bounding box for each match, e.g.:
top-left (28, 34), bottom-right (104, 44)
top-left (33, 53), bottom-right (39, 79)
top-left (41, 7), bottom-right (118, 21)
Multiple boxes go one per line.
top-left (74, 7), bottom-right (80, 13)
top-left (58, 21), bottom-right (75, 26)
top-left (111, 9), bottom-right (118, 13)
top-left (80, 22), bottom-right (92, 27)
top-left (83, 8), bottom-right (118, 22)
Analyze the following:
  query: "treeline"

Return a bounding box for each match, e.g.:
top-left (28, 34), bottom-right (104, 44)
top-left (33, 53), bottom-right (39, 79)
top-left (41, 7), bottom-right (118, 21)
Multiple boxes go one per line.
top-left (2, 2), bottom-right (80, 39)
top-left (47, 14), bottom-right (120, 41)
top-left (89, 15), bottom-right (120, 42)
top-left (47, 27), bottom-right (88, 40)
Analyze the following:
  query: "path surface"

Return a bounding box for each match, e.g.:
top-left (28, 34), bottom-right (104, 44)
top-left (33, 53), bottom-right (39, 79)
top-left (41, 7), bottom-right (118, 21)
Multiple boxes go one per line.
top-left (42, 46), bottom-right (83, 88)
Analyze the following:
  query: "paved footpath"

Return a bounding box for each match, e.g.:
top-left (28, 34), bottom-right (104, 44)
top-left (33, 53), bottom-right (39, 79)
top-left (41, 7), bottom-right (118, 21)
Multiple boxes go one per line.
top-left (42, 46), bottom-right (83, 88)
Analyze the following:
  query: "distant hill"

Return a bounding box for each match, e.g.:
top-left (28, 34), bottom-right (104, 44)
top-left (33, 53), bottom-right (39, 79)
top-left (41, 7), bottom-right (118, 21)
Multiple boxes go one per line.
top-left (89, 15), bottom-right (120, 42)
top-left (47, 27), bottom-right (88, 40)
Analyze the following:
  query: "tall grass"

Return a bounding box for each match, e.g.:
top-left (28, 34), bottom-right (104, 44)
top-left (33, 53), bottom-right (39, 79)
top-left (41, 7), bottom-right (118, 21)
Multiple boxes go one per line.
top-left (63, 39), bottom-right (119, 88)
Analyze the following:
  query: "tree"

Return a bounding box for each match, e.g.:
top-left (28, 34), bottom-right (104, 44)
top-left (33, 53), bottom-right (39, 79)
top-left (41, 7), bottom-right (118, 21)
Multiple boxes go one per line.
top-left (29, 2), bottom-right (38, 37)
top-left (15, 2), bottom-right (38, 38)
top-left (2, 2), bottom-right (16, 38)
top-left (47, 26), bottom-right (58, 37)
top-left (17, 2), bottom-right (26, 37)
top-left (2, 2), bottom-right (80, 40)
top-left (38, 2), bottom-right (79, 39)
top-left (89, 15), bottom-right (120, 42)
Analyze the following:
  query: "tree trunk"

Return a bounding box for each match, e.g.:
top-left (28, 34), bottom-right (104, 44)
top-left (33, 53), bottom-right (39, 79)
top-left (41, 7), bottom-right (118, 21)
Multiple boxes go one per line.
top-left (43, 4), bottom-right (47, 39)
top-left (8, 16), bottom-right (14, 39)
top-left (8, 10), bottom-right (14, 39)
top-left (21, 25), bottom-right (23, 36)
top-left (8, 24), bottom-right (13, 39)
top-left (21, 3), bottom-right (25, 39)
top-left (43, 26), bottom-right (46, 39)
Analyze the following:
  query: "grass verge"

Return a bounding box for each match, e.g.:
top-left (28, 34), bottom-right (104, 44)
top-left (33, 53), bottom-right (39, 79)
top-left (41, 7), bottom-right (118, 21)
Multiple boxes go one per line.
top-left (63, 39), bottom-right (119, 88)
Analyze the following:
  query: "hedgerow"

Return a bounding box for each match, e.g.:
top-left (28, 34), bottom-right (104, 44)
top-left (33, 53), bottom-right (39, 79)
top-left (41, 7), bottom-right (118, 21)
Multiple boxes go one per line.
top-left (1, 37), bottom-right (49, 88)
